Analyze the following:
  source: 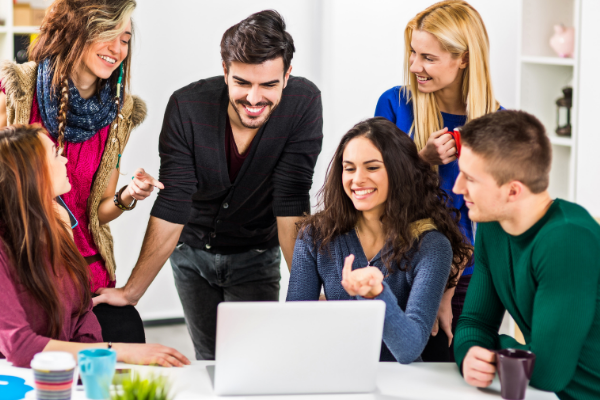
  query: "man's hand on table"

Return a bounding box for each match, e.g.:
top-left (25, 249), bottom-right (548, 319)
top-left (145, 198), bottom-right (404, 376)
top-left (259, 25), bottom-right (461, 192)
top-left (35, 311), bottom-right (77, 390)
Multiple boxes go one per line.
top-left (93, 287), bottom-right (138, 307)
top-left (463, 346), bottom-right (496, 388)
top-left (113, 343), bottom-right (191, 367)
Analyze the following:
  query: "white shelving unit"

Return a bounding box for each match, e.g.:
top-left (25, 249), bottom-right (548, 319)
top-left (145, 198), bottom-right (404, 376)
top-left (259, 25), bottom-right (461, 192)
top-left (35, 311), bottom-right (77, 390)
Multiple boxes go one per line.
top-left (0, 1), bottom-right (43, 62)
top-left (512, 0), bottom-right (600, 341)
top-left (516, 0), bottom-right (580, 203)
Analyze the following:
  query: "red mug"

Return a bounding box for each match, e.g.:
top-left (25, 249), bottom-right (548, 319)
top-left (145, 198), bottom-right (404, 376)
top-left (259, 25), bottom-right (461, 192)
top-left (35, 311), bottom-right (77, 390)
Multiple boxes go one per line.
top-left (449, 128), bottom-right (462, 158)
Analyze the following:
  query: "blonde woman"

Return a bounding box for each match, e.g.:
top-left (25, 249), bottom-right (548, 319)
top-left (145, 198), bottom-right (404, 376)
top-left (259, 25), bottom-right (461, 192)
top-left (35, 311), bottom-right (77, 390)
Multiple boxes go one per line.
top-left (0, 0), bottom-right (160, 343)
top-left (375, 0), bottom-right (501, 361)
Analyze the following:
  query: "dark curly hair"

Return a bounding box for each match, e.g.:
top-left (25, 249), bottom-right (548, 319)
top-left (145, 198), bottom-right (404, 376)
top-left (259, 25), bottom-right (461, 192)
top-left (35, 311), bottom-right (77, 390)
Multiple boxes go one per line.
top-left (298, 117), bottom-right (472, 288)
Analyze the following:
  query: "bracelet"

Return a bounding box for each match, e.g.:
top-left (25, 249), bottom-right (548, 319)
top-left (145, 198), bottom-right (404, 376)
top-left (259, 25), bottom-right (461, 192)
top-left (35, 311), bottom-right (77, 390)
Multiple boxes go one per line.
top-left (107, 342), bottom-right (112, 349)
top-left (113, 185), bottom-right (137, 211)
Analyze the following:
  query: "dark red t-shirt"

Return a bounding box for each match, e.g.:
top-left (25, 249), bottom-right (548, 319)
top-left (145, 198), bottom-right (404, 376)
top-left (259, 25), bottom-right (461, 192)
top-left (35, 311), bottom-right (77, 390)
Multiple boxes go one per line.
top-left (225, 116), bottom-right (254, 183)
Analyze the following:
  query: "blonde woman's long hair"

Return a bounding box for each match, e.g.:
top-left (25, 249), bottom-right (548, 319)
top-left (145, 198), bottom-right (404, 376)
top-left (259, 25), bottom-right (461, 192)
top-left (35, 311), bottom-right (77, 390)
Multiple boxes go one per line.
top-left (403, 0), bottom-right (499, 153)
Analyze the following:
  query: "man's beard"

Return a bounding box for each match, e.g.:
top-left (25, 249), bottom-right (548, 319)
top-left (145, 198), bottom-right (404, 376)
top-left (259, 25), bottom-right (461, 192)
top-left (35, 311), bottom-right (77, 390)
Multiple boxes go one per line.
top-left (229, 97), bottom-right (279, 129)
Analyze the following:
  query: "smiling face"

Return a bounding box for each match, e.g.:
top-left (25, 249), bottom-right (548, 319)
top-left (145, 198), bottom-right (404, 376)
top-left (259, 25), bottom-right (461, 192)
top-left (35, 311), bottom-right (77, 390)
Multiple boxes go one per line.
top-left (224, 58), bottom-right (291, 130)
top-left (81, 17), bottom-right (132, 80)
top-left (453, 146), bottom-right (510, 223)
top-left (409, 29), bottom-right (467, 94)
top-left (40, 133), bottom-right (70, 197)
top-left (342, 136), bottom-right (389, 217)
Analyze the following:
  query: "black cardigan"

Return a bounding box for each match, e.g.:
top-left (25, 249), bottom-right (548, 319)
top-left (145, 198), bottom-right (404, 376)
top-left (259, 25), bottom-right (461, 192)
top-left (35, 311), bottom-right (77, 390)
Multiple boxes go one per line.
top-left (151, 75), bottom-right (323, 254)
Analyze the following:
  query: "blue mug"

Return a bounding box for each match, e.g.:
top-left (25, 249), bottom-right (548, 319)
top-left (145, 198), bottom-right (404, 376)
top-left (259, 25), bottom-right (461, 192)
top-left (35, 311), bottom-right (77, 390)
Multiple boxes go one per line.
top-left (77, 349), bottom-right (117, 399)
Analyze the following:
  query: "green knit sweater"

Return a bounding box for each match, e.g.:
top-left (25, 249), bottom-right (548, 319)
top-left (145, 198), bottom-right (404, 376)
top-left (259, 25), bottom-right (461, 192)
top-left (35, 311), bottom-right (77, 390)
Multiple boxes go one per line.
top-left (454, 199), bottom-right (600, 400)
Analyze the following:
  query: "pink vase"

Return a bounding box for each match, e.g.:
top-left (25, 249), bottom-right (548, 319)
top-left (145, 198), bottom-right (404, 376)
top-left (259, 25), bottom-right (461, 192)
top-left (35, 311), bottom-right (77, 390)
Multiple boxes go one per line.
top-left (550, 24), bottom-right (575, 58)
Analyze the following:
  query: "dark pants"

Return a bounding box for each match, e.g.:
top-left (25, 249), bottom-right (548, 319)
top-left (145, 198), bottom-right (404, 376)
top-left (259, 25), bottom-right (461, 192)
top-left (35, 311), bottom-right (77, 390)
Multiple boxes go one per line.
top-left (92, 303), bottom-right (146, 343)
top-left (421, 274), bottom-right (472, 362)
top-left (170, 243), bottom-right (281, 360)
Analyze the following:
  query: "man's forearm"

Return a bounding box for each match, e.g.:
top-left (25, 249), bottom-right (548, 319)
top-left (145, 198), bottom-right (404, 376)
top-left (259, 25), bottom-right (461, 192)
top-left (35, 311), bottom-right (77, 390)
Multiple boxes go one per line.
top-left (277, 216), bottom-right (302, 272)
top-left (124, 216), bottom-right (184, 302)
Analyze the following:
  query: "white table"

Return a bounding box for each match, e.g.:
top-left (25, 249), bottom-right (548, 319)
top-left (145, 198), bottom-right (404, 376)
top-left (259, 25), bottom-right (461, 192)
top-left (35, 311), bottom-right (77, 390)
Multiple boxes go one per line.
top-left (0, 360), bottom-right (556, 400)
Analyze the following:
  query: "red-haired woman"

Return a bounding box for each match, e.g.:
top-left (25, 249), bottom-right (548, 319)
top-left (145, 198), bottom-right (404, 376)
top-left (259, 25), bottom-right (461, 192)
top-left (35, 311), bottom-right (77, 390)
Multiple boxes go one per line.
top-left (0, 0), bottom-right (158, 342)
top-left (0, 125), bottom-right (189, 368)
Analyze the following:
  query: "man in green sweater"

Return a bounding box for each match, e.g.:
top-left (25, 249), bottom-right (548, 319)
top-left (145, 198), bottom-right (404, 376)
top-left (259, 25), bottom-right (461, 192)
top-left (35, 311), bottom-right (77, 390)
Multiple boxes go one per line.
top-left (452, 110), bottom-right (600, 400)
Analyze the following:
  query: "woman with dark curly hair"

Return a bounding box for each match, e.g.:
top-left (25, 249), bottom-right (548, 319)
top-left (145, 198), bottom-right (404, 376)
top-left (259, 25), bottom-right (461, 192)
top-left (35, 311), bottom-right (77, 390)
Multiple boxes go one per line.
top-left (286, 117), bottom-right (472, 364)
top-left (0, 0), bottom-right (160, 342)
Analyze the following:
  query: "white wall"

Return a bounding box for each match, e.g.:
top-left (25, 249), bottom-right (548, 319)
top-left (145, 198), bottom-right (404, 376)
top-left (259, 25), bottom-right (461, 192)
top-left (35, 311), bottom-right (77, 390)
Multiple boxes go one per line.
top-left (576, 0), bottom-right (600, 217)
top-left (111, 0), bottom-right (520, 321)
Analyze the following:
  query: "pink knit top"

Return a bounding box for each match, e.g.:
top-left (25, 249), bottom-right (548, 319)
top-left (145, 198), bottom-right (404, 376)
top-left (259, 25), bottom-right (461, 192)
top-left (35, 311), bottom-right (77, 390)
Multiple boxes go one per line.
top-left (30, 92), bottom-right (115, 292)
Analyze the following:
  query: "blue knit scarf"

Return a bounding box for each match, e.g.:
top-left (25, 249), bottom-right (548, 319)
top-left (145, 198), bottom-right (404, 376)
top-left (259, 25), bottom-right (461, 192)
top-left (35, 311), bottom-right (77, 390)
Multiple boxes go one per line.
top-left (36, 58), bottom-right (119, 143)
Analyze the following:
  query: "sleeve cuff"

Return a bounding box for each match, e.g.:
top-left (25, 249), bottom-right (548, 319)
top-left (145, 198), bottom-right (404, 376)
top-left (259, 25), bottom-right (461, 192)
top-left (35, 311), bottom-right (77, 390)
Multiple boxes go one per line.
top-left (355, 281), bottom-right (392, 302)
top-left (6, 336), bottom-right (51, 368)
top-left (150, 201), bottom-right (191, 225)
top-left (273, 197), bottom-right (311, 217)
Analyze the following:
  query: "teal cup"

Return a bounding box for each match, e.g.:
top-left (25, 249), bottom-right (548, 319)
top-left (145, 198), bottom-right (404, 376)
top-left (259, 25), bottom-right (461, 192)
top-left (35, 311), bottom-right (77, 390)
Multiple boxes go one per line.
top-left (77, 349), bottom-right (117, 400)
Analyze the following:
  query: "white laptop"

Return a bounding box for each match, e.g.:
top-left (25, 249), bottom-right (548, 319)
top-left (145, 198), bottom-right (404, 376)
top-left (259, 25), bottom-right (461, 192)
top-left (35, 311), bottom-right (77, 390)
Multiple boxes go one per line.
top-left (213, 300), bottom-right (385, 396)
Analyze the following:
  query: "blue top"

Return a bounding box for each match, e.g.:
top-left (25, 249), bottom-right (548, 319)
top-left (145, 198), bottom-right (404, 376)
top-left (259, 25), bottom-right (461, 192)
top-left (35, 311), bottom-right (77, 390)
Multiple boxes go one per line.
top-left (286, 228), bottom-right (452, 364)
top-left (375, 86), bottom-right (473, 274)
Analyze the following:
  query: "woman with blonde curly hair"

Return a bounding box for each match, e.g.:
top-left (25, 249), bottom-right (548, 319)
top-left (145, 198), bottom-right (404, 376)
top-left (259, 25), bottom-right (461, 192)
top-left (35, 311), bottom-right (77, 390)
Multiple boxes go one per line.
top-left (0, 0), bottom-right (161, 342)
top-left (375, 0), bottom-right (502, 361)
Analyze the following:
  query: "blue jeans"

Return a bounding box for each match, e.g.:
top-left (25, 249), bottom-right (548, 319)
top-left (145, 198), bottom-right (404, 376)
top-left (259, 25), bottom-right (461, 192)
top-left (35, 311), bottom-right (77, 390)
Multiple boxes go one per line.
top-left (170, 243), bottom-right (281, 360)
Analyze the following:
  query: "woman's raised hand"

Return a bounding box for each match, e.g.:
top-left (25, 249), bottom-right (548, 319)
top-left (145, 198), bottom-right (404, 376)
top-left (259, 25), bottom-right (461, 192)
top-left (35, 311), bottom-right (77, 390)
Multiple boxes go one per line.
top-left (127, 168), bottom-right (164, 201)
top-left (341, 254), bottom-right (384, 298)
top-left (113, 343), bottom-right (191, 368)
top-left (418, 127), bottom-right (457, 165)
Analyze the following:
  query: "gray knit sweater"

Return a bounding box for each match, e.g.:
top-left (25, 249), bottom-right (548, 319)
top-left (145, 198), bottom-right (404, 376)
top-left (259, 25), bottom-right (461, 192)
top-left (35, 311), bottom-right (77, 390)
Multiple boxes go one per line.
top-left (286, 228), bottom-right (452, 364)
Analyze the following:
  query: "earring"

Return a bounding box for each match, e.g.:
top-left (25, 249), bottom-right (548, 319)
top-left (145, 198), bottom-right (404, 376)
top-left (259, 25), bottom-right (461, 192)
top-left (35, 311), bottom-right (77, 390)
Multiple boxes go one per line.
top-left (115, 62), bottom-right (124, 105)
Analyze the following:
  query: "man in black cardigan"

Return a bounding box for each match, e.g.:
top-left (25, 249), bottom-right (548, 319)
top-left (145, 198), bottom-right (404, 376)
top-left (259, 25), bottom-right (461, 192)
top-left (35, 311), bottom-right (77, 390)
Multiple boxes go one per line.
top-left (95, 10), bottom-right (323, 359)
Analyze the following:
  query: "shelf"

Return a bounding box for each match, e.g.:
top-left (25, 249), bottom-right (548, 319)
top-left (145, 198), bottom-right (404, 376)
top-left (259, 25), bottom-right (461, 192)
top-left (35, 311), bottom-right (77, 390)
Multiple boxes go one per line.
top-left (521, 55), bottom-right (575, 66)
top-left (13, 26), bottom-right (40, 34)
top-left (549, 136), bottom-right (573, 147)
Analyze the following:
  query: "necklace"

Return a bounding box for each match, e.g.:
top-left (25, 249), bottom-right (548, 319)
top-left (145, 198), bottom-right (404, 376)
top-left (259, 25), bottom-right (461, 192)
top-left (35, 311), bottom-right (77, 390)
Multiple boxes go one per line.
top-left (354, 226), bottom-right (378, 266)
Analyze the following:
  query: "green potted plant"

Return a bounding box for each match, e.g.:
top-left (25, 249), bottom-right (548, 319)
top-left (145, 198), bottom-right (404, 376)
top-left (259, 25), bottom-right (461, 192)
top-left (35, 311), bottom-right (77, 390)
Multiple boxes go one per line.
top-left (111, 372), bottom-right (172, 400)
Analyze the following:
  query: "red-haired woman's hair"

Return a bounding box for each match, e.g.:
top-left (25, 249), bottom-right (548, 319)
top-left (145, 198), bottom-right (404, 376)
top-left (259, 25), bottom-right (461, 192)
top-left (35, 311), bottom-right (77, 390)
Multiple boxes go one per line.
top-left (0, 125), bottom-right (90, 338)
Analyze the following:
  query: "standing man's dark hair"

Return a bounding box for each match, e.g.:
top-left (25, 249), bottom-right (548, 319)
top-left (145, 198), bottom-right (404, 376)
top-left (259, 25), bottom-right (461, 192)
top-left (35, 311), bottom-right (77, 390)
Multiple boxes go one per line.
top-left (95, 10), bottom-right (323, 361)
top-left (220, 10), bottom-right (295, 73)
